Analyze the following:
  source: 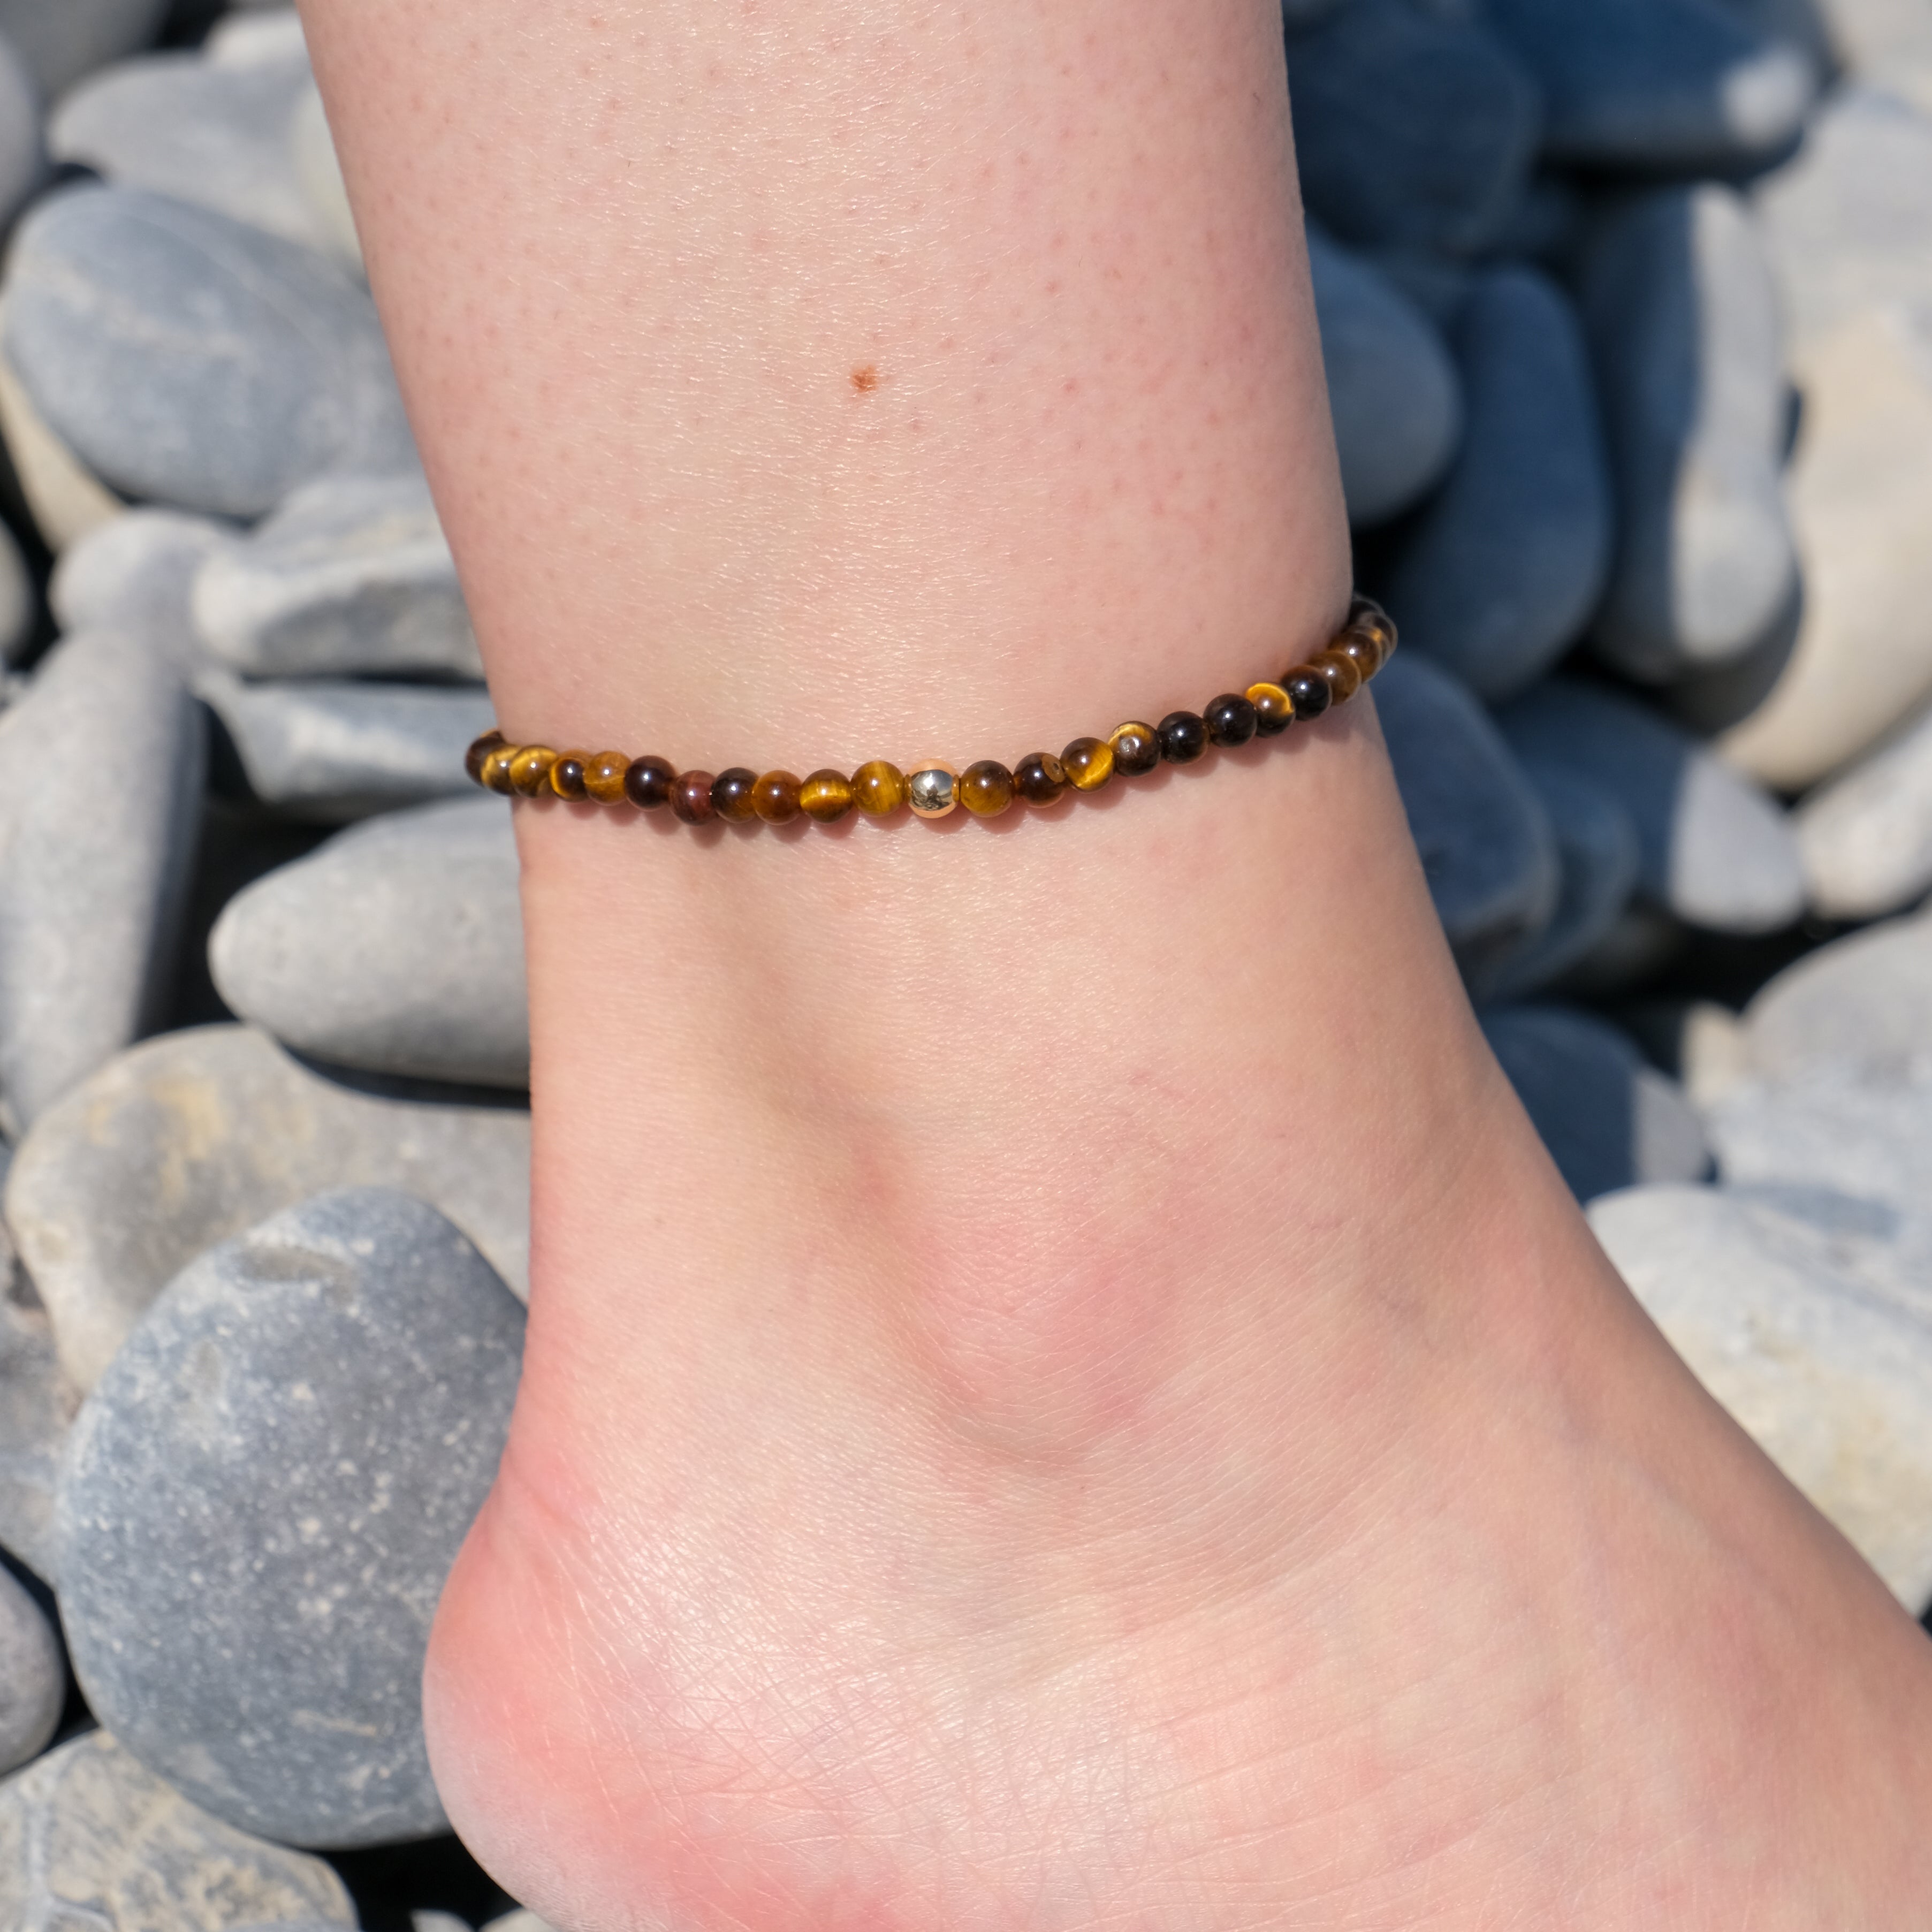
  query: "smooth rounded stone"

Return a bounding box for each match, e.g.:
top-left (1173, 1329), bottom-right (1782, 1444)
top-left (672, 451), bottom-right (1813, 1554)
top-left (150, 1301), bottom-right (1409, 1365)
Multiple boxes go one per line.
top-left (200, 672), bottom-right (497, 822)
top-left (0, 31), bottom-right (40, 229)
top-left (0, 515), bottom-right (35, 666)
top-left (194, 471), bottom-right (479, 680)
top-left (1481, 1006), bottom-right (1710, 1202)
top-left (0, 1280), bottom-right (82, 1580)
top-left (0, 1561), bottom-right (61, 1775)
top-left (413, 1915), bottom-right (472, 1932)
top-left (0, 1730), bottom-right (355, 1932)
top-left (60, 1188), bottom-right (524, 1847)
top-left (1735, 909), bottom-right (1932, 1083)
top-left (4, 1023), bottom-right (530, 1393)
top-left (1794, 702), bottom-right (1932, 920)
top-left (50, 507), bottom-right (234, 671)
top-left (211, 796), bottom-right (527, 1088)
top-left (1495, 679), bottom-right (1804, 934)
top-left (1579, 186), bottom-right (1796, 684)
top-left (1286, 0), bottom-right (1542, 258)
top-left (288, 80), bottom-right (362, 272)
top-left (1372, 652), bottom-right (1560, 983)
top-left (1382, 268), bottom-right (1610, 702)
top-left (1484, 0), bottom-right (1816, 169)
top-left (1305, 224), bottom-right (1462, 527)
top-left (2, 186), bottom-right (414, 520)
top-left (0, 629), bottom-right (205, 1133)
top-left (0, 0), bottom-right (171, 102)
top-left (0, 324), bottom-right (128, 551)
top-left (1590, 1182), bottom-right (1932, 1606)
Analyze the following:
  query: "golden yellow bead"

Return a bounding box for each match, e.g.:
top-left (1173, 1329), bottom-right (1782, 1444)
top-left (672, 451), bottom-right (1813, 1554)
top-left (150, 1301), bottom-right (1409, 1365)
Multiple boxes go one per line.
top-left (508, 746), bottom-right (558, 795)
top-left (480, 743), bottom-right (519, 794)
top-left (800, 769), bottom-right (856, 822)
top-left (1246, 682), bottom-right (1294, 737)
top-left (582, 751), bottom-right (630, 804)
top-left (907, 759), bottom-right (959, 819)
top-left (1060, 737), bottom-right (1114, 792)
top-left (851, 760), bottom-right (908, 816)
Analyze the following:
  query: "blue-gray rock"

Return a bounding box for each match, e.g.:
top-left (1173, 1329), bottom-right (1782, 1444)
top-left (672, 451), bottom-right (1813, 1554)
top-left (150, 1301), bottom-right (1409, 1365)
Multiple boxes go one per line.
top-left (1794, 700), bottom-right (1932, 921)
top-left (1736, 910), bottom-right (1932, 1083)
top-left (0, 1730), bottom-right (356, 1931)
top-left (60, 1189), bottom-right (525, 1848)
top-left (1286, 0), bottom-right (1542, 257)
top-left (1496, 679), bottom-right (1803, 933)
top-left (2, 186), bottom-right (413, 519)
top-left (194, 471), bottom-right (480, 679)
top-left (211, 797), bottom-right (527, 1089)
top-left (1484, 0), bottom-right (1815, 169)
top-left (0, 1560), bottom-right (61, 1775)
top-left (1382, 267), bottom-right (1610, 701)
top-left (1579, 185), bottom-right (1796, 682)
top-left (200, 672), bottom-right (497, 822)
top-left (1710, 0), bottom-right (1836, 76)
top-left (0, 629), bottom-right (205, 1131)
top-left (0, 1282), bottom-right (80, 1580)
top-left (0, 0), bottom-right (171, 102)
top-left (1305, 225), bottom-right (1462, 527)
top-left (0, 31), bottom-right (41, 229)
top-left (1483, 1005), bottom-right (1710, 1201)
top-left (1372, 651), bottom-right (1560, 980)
top-left (49, 507), bottom-right (233, 671)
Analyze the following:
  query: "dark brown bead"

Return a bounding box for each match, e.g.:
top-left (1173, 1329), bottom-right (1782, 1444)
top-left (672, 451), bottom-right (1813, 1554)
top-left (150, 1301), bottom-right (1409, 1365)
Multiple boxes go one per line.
top-left (1157, 711), bottom-right (1208, 764)
top-left (1108, 721), bottom-right (1161, 776)
top-left (624, 755), bottom-right (676, 809)
top-left (1246, 683), bottom-right (1292, 736)
top-left (549, 753), bottom-right (589, 800)
top-left (1061, 737), bottom-right (1115, 792)
top-left (509, 746), bottom-right (558, 795)
top-left (480, 743), bottom-right (518, 794)
top-left (465, 730), bottom-right (506, 785)
top-left (583, 751), bottom-right (629, 804)
top-left (800, 770), bottom-right (856, 822)
top-left (957, 760), bottom-right (1016, 817)
top-left (671, 771), bottom-right (716, 824)
top-left (1284, 668), bottom-right (1332, 721)
top-left (1013, 751), bottom-right (1068, 805)
top-left (1204, 693), bottom-right (1257, 747)
top-left (1335, 629), bottom-right (1381, 682)
top-left (752, 770), bottom-right (803, 823)
top-left (1348, 596), bottom-right (1397, 664)
top-left (1315, 648), bottom-right (1363, 703)
top-left (711, 767), bottom-right (759, 822)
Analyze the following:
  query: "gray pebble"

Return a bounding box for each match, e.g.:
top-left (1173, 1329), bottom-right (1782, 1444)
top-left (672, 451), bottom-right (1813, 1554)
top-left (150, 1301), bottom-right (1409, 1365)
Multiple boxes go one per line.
top-left (50, 507), bottom-right (234, 672)
top-left (0, 1277), bottom-right (82, 1580)
top-left (1736, 909), bottom-right (1932, 1083)
top-left (2, 186), bottom-right (413, 519)
top-left (0, 1561), bottom-right (61, 1776)
top-left (0, 30), bottom-right (41, 229)
top-left (0, 1729), bottom-right (355, 1930)
top-left (0, 0), bottom-right (171, 102)
top-left (211, 797), bottom-right (527, 1089)
top-left (60, 1188), bottom-right (524, 1847)
top-left (1383, 266), bottom-right (1611, 701)
top-left (1794, 701), bottom-right (1932, 921)
top-left (0, 629), bottom-right (205, 1132)
top-left (4, 1023), bottom-right (530, 1392)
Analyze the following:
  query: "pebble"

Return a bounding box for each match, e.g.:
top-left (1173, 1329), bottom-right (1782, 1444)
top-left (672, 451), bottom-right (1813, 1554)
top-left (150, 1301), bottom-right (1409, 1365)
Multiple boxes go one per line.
top-left (200, 673), bottom-right (498, 822)
top-left (1382, 266), bottom-right (1611, 701)
top-left (1496, 679), bottom-right (1804, 934)
top-left (1811, 0), bottom-right (1932, 111)
top-left (0, 1561), bottom-right (62, 1776)
top-left (4, 1023), bottom-right (530, 1393)
top-left (1734, 910), bottom-right (1932, 1083)
top-left (193, 471), bottom-right (482, 680)
top-left (1589, 1181), bottom-right (1932, 1606)
top-left (0, 30), bottom-right (39, 229)
top-left (1286, 0), bottom-right (1542, 258)
top-left (0, 515), bottom-right (35, 667)
top-left (60, 1188), bottom-right (524, 1847)
top-left (1481, 1005), bottom-right (1710, 1202)
top-left (0, 1729), bottom-right (356, 1932)
top-left (1484, 0), bottom-right (1816, 170)
top-left (0, 628), bottom-right (206, 1132)
top-left (1578, 185), bottom-right (1797, 683)
top-left (1371, 651), bottom-right (1560, 983)
top-left (0, 1281), bottom-right (81, 1580)
top-left (1794, 701), bottom-right (1932, 921)
top-left (1, 186), bottom-right (414, 521)
top-left (49, 507), bottom-right (233, 672)
top-left (211, 797), bottom-right (528, 1088)
top-left (0, 0), bottom-right (171, 103)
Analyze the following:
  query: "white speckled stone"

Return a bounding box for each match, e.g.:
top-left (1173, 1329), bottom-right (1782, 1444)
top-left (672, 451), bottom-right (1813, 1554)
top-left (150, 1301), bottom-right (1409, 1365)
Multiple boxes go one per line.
top-left (50, 508), bottom-right (234, 671)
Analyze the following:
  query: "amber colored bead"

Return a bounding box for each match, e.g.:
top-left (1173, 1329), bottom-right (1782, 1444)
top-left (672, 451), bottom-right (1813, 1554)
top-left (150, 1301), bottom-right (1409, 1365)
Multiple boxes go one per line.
top-left (465, 730), bottom-right (506, 785)
top-left (1315, 648), bottom-right (1363, 703)
top-left (1013, 751), bottom-right (1068, 805)
top-left (1246, 683), bottom-right (1292, 737)
top-left (582, 751), bottom-right (630, 803)
top-left (711, 767), bottom-right (760, 822)
top-left (1061, 737), bottom-right (1114, 792)
top-left (1204, 693), bottom-right (1257, 748)
top-left (851, 760), bottom-right (909, 816)
top-left (1157, 712), bottom-right (1208, 764)
top-left (671, 771), bottom-right (716, 824)
top-left (509, 746), bottom-right (558, 795)
top-left (958, 760), bottom-right (1016, 817)
top-left (624, 755), bottom-right (676, 809)
top-left (1335, 628), bottom-right (1382, 683)
top-left (800, 769), bottom-right (855, 822)
top-left (907, 760), bottom-right (959, 819)
top-left (1348, 597), bottom-right (1397, 664)
top-left (549, 753), bottom-right (589, 800)
top-left (753, 770), bottom-right (803, 823)
top-left (1108, 721), bottom-right (1161, 776)
top-left (1284, 668), bottom-right (1332, 721)
top-left (480, 743), bottom-right (518, 794)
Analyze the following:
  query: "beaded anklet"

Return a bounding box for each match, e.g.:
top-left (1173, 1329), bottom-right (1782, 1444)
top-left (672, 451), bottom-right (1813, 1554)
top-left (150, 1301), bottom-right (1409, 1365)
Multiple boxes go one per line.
top-left (466, 596), bottom-right (1395, 829)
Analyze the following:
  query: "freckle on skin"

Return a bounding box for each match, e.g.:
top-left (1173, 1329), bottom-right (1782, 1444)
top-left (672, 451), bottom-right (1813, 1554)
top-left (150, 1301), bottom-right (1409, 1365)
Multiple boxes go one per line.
top-left (851, 364), bottom-right (879, 393)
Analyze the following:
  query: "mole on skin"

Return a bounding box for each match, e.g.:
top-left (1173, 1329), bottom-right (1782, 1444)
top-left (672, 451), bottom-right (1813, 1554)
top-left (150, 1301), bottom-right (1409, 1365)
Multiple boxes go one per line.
top-left (851, 364), bottom-right (879, 393)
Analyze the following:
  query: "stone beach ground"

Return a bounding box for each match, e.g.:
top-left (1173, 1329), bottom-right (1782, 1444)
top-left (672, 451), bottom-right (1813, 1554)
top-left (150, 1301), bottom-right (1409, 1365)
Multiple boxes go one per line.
top-left (0, 0), bottom-right (1928, 1921)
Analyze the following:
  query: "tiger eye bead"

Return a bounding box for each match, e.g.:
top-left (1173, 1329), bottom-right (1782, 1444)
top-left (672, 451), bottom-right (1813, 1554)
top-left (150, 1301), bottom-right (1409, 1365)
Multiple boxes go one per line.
top-left (1348, 597), bottom-right (1397, 664)
top-left (711, 767), bottom-right (760, 822)
top-left (907, 760), bottom-right (959, 819)
top-left (1013, 751), bottom-right (1068, 805)
top-left (670, 771), bottom-right (716, 824)
top-left (1335, 628), bottom-right (1382, 682)
top-left (958, 760), bottom-right (1016, 817)
top-left (800, 769), bottom-right (856, 822)
top-left (549, 753), bottom-right (589, 800)
top-left (465, 730), bottom-right (506, 785)
top-left (623, 755), bottom-right (676, 809)
top-left (1204, 693), bottom-right (1257, 748)
top-left (1315, 648), bottom-right (1363, 703)
top-left (1061, 737), bottom-right (1115, 792)
top-left (753, 770), bottom-right (803, 823)
top-left (1108, 721), bottom-right (1161, 777)
top-left (582, 751), bottom-right (630, 803)
top-left (1246, 682), bottom-right (1293, 736)
top-left (509, 746), bottom-right (558, 795)
top-left (480, 743), bottom-right (518, 794)
top-left (1284, 668), bottom-right (1332, 721)
top-left (851, 760), bottom-right (909, 816)
top-left (1157, 712), bottom-right (1208, 765)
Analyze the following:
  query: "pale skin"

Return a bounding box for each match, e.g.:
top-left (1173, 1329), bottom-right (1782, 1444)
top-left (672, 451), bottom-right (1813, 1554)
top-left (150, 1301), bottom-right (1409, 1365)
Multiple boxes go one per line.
top-left (299, 1), bottom-right (1932, 1922)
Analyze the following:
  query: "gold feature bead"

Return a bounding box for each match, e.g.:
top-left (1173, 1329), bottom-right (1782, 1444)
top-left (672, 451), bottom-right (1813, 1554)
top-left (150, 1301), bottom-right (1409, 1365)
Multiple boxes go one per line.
top-left (907, 760), bottom-right (959, 819)
top-left (800, 770), bottom-right (856, 822)
top-left (851, 760), bottom-right (908, 816)
top-left (509, 746), bottom-right (558, 795)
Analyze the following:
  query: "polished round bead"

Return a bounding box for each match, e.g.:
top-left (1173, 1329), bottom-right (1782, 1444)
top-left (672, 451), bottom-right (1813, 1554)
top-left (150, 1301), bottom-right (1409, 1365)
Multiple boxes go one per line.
top-left (670, 771), bottom-right (717, 824)
top-left (509, 746), bottom-right (558, 795)
top-left (1204, 693), bottom-right (1257, 748)
top-left (465, 730), bottom-right (506, 785)
top-left (958, 759), bottom-right (1016, 817)
top-left (1246, 682), bottom-right (1293, 736)
top-left (480, 743), bottom-right (519, 794)
top-left (1157, 712), bottom-right (1208, 764)
top-left (1314, 648), bottom-right (1363, 703)
top-left (623, 755), bottom-right (676, 809)
top-left (582, 750), bottom-right (630, 803)
top-left (1013, 751), bottom-right (1068, 805)
top-left (1108, 720), bottom-right (1161, 776)
top-left (1061, 737), bottom-right (1115, 792)
top-left (851, 760), bottom-right (909, 816)
top-left (549, 752), bottom-right (589, 800)
top-left (710, 767), bottom-right (760, 822)
top-left (1335, 628), bottom-right (1382, 682)
top-left (1348, 598), bottom-right (1396, 664)
top-left (907, 760), bottom-right (959, 819)
top-left (1284, 668), bottom-right (1332, 721)
top-left (800, 769), bottom-right (856, 822)
top-left (753, 770), bottom-right (803, 823)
